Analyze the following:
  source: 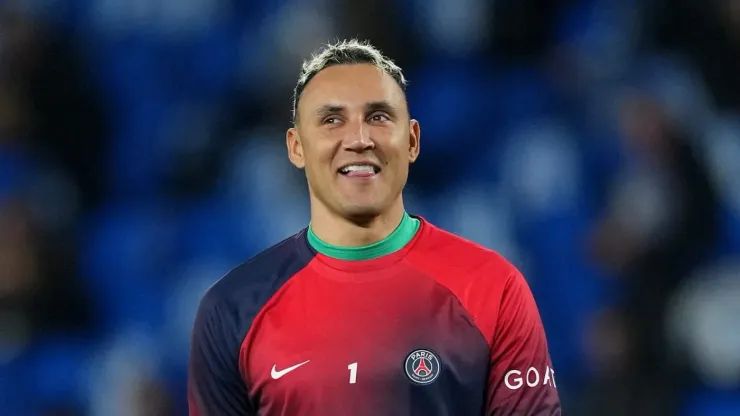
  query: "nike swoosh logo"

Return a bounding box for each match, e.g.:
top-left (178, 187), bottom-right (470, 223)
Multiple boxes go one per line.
top-left (271, 360), bottom-right (310, 379)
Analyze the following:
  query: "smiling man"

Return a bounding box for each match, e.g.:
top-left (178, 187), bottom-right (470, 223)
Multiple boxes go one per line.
top-left (188, 39), bottom-right (561, 416)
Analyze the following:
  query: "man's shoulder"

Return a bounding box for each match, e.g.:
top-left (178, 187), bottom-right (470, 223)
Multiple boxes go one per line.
top-left (415, 219), bottom-right (516, 276)
top-left (198, 228), bottom-right (315, 314)
top-left (413, 220), bottom-right (529, 344)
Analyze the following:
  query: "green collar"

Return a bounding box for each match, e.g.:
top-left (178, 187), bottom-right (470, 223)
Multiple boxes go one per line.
top-left (307, 212), bottom-right (420, 261)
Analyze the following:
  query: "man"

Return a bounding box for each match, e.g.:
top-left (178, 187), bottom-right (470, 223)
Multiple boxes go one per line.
top-left (188, 39), bottom-right (561, 415)
top-left (584, 88), bottom-right (718, 416)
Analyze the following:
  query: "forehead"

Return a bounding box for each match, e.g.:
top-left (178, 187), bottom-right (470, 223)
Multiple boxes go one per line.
top-left (299, 64), bottom-right (405, 113)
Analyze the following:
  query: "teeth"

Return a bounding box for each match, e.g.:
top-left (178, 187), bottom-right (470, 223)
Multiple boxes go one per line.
top-left (341, 164), bottom-right (375, 173)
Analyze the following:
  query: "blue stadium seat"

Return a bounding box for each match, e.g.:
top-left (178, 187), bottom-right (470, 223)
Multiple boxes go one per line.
top-left (171, 24), bottom-right (241, 103)
top-left (108, 103), bottom-right (173, 199)
top-left (0, 356), bottom-right (34, 416)
top-left (682, 388), bottom-right (740, 416)
top-left (406, 60), bottom-right (499, 158)
top-left (0, 148), bottom-right (33, 201)
top-left (490, 67), bottom-right (557, 130)
top-left (175, 195), bottom-right (265, 264)
top-left (0, 337), bottom-right (92, 416)
top-left (79, 203), bottom-right (174, 332)
top-left (717, 207), bottom-right (740, 256)
top-left (26, 338), bottom-right (92, 412)
top-left (95, 39), bottom-right (174, 198)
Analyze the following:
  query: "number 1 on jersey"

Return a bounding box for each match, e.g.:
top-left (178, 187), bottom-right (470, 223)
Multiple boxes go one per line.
top-left (348, 362), bottom-right (358, 384)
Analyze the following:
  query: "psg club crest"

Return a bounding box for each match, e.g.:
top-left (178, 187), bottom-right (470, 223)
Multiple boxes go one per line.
top-left (404, 349), bottom-right (441, 385)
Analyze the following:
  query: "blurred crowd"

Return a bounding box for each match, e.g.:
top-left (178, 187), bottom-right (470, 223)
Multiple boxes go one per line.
top-left (1, 0), bottom-right (740, 415)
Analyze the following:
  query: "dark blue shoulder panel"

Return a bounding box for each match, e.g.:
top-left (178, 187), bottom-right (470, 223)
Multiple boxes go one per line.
top-left (188, 229), bottom-right (314, 416)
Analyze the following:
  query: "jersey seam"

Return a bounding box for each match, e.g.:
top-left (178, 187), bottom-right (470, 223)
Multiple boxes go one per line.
top-left (493, 269), bottom-right (517, 352)
top-left (236, 257), bottom-right (314, 392)
top-left (407, 261), bottom-right (494, 352)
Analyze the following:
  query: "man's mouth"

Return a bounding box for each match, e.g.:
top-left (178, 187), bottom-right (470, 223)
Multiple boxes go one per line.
top-left (338, 163), bottom-right (381, 177)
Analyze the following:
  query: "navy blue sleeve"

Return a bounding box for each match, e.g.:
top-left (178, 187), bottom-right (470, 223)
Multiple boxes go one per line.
top-left (188, 230), bottom-right (315, 416)
top-left (188, 295), bottom-right (254, 416)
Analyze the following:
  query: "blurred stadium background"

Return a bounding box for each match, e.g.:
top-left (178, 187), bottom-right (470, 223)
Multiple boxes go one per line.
top-left (1, 0), bottom-right (740, 414)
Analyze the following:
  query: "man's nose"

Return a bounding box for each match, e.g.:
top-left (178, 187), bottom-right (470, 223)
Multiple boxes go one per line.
top-left (342, 121), bottom-right (374, 152)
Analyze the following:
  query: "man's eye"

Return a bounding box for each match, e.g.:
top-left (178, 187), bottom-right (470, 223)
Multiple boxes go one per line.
top-left (370, 113), bottom-right (390, 122)
top-left (323, 117), bottom-right (339, 124)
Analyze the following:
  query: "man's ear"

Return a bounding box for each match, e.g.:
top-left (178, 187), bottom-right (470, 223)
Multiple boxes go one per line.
top-left (408, 119), bottom-right (421, 163)
top-left (286, 127), bottom-right (305, 169)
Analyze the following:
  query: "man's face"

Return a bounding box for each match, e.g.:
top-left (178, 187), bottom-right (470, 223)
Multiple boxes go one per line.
top-left (287, 64), bottom-right (420, 220)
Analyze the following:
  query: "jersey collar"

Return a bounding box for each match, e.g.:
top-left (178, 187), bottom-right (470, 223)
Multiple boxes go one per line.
top-left (307, 212), bottom-right (420, 261)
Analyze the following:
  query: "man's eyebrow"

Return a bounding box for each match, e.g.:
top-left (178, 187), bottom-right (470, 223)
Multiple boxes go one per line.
top-left (365, 100), bottom-right (397, 116)
top-left (316, 104), bottom-right (345, 118)
top-left (314, 101), bottom-right (398, 118)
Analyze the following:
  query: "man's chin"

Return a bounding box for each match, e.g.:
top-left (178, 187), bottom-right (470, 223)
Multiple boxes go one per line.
top-left (338, 202), bottom-right (385, 223)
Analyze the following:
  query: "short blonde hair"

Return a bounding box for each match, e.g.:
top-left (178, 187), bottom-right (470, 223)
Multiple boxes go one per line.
top-left (292, 39), bottom-right (407, 123)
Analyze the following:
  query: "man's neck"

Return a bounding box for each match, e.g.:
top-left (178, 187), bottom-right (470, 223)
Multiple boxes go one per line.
top-left (309, 200), bottom-right (406, 247)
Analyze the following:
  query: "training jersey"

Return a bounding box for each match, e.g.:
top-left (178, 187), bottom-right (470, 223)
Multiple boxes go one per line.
top-left (188, 213), bottom-right (561, 415)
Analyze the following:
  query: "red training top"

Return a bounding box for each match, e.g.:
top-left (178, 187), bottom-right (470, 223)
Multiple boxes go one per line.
top-left (188, 216), bottom-right (561, 415)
